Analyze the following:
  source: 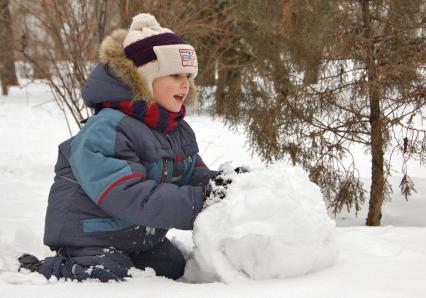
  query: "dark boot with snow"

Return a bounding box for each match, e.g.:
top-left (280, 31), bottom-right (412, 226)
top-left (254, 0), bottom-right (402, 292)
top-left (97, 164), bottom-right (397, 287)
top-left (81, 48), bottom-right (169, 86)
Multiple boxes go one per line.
top-left (37, 247), bottom-right (133, 282)
top-left (18, 253), bottom-right (43, 273)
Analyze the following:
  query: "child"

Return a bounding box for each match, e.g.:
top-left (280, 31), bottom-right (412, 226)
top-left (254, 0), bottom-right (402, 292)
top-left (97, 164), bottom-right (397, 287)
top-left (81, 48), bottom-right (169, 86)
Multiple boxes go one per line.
top-left (19, 13), bottom-right (221, 282)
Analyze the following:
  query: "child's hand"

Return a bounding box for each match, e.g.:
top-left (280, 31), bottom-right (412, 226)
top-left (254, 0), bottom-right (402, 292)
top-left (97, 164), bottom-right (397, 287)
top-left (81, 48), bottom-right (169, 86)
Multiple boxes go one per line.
top-left (211, 166), bottom-right (249, 188)
top-left (203, 182), bottom-right (226, 201)
top-left (202, 167), bottom-right (249, 206)
top-left (211, 171), bottom-right (232, 188)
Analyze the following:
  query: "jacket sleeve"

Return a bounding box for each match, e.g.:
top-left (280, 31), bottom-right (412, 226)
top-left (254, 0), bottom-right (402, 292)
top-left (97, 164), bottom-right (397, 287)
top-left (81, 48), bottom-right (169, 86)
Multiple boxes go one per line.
top-left (187, 154), bottom-right (218, 186)
top-left (69, 113), bottom-right (204, 230)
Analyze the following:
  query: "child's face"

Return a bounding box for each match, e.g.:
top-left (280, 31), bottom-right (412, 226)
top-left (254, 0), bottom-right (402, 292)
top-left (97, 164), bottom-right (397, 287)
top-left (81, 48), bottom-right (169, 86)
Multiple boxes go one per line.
top-left (152, 73), bottom-right (191, 112)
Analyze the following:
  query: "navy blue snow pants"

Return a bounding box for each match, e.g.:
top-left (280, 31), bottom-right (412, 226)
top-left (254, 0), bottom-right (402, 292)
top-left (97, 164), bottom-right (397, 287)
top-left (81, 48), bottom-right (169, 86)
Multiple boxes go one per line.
top-left (37, 238), bottom-right (186, 282)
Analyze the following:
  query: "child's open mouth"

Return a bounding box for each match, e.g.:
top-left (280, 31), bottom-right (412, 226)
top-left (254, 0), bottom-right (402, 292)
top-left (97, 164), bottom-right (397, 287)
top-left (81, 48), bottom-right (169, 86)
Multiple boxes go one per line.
top-left (174, 95), bottom-right (184, 102)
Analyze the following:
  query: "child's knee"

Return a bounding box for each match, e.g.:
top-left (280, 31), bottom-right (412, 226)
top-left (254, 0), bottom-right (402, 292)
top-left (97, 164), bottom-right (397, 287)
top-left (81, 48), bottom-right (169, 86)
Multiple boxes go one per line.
top-left (131, 238), bottom-right (186, 280)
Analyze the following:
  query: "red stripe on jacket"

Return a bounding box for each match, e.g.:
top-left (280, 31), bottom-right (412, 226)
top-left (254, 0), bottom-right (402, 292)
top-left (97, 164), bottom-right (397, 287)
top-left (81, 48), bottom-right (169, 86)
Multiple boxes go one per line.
top-left (175, 155), bottom-right (185, 163)
top-left (195, 159), bottom-right (207, 168)
top-left (98, 174), bottom-right (145, 205)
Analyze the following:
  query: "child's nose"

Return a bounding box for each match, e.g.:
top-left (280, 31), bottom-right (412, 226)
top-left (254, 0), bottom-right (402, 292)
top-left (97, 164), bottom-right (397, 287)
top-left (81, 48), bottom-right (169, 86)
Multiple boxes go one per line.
top-left (181, 78), bottom-right (190, 89)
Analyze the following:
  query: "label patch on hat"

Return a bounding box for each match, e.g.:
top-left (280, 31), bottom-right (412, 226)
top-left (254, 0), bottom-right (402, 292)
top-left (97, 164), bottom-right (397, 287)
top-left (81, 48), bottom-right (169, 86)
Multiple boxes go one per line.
top-left (179, 49), bottom-right (197, 67)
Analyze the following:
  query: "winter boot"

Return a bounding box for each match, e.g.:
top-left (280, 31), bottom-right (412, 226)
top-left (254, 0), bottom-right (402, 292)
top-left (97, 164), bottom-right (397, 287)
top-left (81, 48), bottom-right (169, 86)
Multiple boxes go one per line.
top-left (18, 253), bottom-right (43, 273)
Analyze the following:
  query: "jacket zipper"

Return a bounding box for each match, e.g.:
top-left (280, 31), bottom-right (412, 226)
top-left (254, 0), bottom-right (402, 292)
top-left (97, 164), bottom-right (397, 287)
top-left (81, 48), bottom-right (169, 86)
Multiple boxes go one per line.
top-left (161, 133), bottom-right (173, 184)
top-left (160, 159), bottom-right (168, 183)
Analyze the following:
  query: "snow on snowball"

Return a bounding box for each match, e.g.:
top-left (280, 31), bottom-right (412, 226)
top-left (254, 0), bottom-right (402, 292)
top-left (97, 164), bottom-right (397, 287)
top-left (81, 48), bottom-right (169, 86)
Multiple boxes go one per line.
top-left (185, 161), bottom-right (338, 283)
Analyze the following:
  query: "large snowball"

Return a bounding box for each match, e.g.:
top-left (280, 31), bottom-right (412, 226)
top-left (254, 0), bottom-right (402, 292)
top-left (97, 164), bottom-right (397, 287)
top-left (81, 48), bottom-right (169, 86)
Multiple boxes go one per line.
top-left (185, 162), bottom-right (338, 283)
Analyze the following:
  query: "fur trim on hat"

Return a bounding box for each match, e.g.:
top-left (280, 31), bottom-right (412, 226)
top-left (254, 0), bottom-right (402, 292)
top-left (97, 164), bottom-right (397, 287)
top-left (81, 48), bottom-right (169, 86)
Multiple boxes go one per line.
top-left (99, 29), bottom-right (198, 105)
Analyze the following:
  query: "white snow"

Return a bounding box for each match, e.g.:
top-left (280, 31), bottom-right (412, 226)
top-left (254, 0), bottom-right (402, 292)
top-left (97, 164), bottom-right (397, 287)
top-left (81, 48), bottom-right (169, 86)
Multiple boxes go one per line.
top-left (186, 163), bottom-right (337, 282)
top-left (0, 81), bottom-right (426, 297)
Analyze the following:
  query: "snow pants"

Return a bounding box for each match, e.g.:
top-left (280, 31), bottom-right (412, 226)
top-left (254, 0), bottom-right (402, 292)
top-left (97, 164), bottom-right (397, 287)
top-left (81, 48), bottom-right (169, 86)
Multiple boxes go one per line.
top-left (37, 238), bottom-right (186, 282)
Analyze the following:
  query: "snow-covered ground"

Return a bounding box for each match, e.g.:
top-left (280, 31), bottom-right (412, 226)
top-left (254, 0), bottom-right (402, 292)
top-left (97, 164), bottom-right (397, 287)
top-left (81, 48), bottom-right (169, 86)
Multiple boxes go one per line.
top-left (1, 81), bottom-right (426, 297)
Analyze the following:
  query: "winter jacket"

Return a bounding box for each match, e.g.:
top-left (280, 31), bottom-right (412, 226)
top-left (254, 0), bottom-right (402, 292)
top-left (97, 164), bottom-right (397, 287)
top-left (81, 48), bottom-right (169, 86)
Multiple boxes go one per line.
top-left (43, 29), bottom-right (215, 252)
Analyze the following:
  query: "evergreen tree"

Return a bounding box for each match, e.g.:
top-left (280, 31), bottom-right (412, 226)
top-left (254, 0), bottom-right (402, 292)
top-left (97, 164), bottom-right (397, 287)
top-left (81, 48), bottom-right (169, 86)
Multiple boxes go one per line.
top-left (219, 0), bottom-right (425, 225)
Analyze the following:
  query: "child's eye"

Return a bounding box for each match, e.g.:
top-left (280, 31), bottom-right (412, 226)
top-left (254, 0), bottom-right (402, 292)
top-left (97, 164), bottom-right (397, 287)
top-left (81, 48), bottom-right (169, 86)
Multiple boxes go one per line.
top-left (170, 73), bottom-right (191, 79)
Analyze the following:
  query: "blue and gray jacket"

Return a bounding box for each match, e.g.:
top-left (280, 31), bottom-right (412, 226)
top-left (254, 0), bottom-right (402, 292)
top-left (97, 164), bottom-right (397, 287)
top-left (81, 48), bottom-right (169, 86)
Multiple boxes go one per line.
top-left (43, 29), bottom-right (215, 252)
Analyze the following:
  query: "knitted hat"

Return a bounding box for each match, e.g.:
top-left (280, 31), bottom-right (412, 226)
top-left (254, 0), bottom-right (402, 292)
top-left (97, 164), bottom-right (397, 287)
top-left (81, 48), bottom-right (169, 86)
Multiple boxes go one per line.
top-left (123, 13), bottom-right (198, 96)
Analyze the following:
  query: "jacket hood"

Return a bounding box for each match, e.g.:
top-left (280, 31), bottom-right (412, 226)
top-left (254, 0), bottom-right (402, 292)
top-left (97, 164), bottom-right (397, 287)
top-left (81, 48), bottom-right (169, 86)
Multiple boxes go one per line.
top-left (82, 29), bottom-right (198, 108)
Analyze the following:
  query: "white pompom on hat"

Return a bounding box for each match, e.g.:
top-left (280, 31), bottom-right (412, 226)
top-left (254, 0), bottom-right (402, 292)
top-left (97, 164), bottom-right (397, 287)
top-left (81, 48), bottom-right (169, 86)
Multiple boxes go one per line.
top-left (123, 13), bottom-right (198, 96)
top-left (128, 13), bottom-right (160, 30)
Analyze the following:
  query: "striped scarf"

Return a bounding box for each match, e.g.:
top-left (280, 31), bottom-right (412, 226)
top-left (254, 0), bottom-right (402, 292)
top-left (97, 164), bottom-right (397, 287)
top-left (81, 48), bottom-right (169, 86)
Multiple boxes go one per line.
top-left (95, 100), bottom-right (186, 132)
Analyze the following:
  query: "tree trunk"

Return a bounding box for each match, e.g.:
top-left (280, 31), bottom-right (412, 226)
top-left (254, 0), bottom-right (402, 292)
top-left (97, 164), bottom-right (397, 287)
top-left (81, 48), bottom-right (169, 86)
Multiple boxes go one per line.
top-left (215, 60), bottom-right (226, 115)
top-left (367, 83), bottom-right (384, 226)
top-left (0, 0), bottom-right (19, 95)
top-left (361, 0), bottom-right (384, 226)
top-left (1, 79), bottom-right (8, 95)
top-left (119, 0), bottom-right (144, 29)
top-left (119, 0), bottom-right (130, 28)
top-left (226, 67), bottom-right (241, 120)
top-left (95, 0), bottom-right (108, 45)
